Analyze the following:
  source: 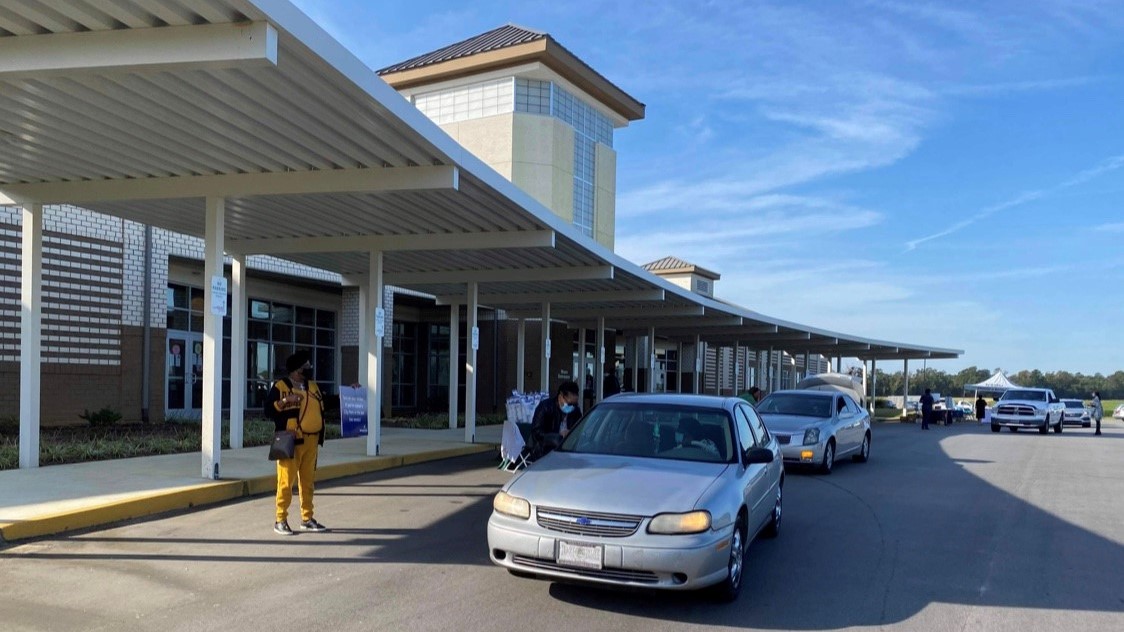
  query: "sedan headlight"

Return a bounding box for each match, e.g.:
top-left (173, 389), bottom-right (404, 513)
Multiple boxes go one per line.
top-left (648, 511), bottom-right (712, 535)
top-left (802, 428), bottom-right (821, 445)
top-left (493, 491), bottom-right (531, 519)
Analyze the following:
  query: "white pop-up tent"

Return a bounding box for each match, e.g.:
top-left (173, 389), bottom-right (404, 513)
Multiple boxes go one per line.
top-left (964, 371), bottom-right (1020, 394)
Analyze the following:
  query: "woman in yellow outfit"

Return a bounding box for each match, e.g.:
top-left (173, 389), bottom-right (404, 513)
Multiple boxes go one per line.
top-left (267, 351), bottom-right (327, 535)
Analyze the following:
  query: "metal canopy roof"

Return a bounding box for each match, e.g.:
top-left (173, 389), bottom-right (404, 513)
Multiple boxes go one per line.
top-left (0, 0), bottom-right (961, 362)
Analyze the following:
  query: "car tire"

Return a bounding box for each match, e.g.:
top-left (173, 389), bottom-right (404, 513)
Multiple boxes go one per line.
top-left (852, 432), bottom-right (871, 463)
top-left (709, 517), bottom-right (747, 602)
top-left (1054, 418), bottom-right (1063, 433)
top-left (1039, 420), bottom-right (1050, 434)
top-left (819, 440), bottom-right (835, 474)
top-left (991, 424), bottom-right (1001, 433)
top-left (762, 482), bottom-right (782, 538)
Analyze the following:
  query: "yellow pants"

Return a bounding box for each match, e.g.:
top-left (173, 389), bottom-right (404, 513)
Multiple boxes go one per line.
top-left (275, 437), bottom-right (318, 523)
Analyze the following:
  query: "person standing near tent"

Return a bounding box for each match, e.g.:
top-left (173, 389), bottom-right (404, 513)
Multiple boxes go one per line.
top-left (975, 395), bottom-right (987, 422)
top-left (919, 388), bottom-right (934, 430)
top-left (1092, 391), bottom-right (1103, 436)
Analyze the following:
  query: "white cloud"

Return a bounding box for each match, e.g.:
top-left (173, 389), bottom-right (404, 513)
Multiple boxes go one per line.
top-left (1097, 222), bottom-right (1124, 233)
top-left (905, 154), bottom-right (1124, 251)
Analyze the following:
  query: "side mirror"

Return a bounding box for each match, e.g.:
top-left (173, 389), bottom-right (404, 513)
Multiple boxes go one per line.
top-left (745, 447), bottom-right (775, 465)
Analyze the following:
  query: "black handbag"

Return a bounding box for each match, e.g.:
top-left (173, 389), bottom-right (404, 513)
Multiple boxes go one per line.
top-left (268, 431), bottom-right (296, 461)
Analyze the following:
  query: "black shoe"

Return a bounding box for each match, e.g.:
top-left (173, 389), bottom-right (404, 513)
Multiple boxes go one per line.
top-left (274, 521), bottom-right (296, 536)
top-left (300, 519), bottom-right (328, 532)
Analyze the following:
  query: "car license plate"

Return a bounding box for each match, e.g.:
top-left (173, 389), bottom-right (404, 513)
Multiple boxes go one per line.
top-left (557, 541), bottom-right (603, 570)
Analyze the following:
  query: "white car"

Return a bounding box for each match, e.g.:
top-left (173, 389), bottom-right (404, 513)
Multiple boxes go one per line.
top-left (990, 388), bottom-right (1065, 434)
top-left (488, 394), bottom-right (783, 601)
top-left (1060, 399), bottom-right (1091, 427)
top-left (1114, 404), bottom-right (1124, 420)
top-left (755, 390), bottom-right (872, 474)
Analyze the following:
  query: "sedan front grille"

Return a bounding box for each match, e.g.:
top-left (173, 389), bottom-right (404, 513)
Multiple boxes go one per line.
top-left (511, 555), bottom-right (659, 584)
top-left (536, 506), bottom-right (643, 538)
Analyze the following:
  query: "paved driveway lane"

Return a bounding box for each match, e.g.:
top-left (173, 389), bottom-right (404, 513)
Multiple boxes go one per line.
top-left (2, 425), bottom-right (1124, 632)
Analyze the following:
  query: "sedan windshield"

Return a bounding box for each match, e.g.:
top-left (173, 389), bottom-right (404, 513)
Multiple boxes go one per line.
top-left (1001, 390), bottom-right (1047, 402)
top-left (756, 393), bottom-right (832, 418)
top-left (560, 403), bottom-right (735, 463)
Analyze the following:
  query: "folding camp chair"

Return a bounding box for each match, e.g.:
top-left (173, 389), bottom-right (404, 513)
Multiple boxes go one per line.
top-left (498, 418), bottom-right (531, 471)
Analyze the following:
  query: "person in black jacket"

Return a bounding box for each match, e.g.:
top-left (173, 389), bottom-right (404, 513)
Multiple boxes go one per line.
top-left (919, 388), bottom-right (934, 430)
top-left (975, 395), bottom-right (987, 422)
top-left (530, 380), bottom-right (582, 459)
top-left (266, 351), bottom-right (327, 536)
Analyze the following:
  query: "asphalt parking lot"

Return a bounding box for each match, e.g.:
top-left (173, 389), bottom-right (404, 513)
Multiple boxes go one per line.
top-left (2, 422), bottom-right (1122, 632)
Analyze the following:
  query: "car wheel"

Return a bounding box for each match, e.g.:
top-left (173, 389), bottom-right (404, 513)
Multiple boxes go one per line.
top-left (991, 424), bottom-right (1001, 433)
top-left (710, 517), bottom-right (746, 602)
top-left (1038, 420), bottom-right (1050, 434)
top-left (853, 432), bottom-right (871, 463)
top-left (762, 482), bottom-right (782, 538)
top-left (1054, 418), bottom-right (1063, 433)
top-left (819, 440), bottom-right (835, 474)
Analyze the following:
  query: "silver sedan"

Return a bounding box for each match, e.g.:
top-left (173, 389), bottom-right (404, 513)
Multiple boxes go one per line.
top-left (755, 390), bottom-right (872, 474)
top-left (487, 394), bottom-right (784, 601)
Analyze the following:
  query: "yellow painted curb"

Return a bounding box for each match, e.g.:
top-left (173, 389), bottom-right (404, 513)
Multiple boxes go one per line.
top-left (0, 445), bottom-right (495, 544)
top-left (0, 480), bottom-right (244, 543)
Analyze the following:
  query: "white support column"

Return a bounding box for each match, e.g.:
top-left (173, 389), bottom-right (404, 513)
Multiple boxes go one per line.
top-left (448, 304), bottom-right (459, 429)
top-left (862, 360), bottom-right (869, 409)
top-left (871, 359), bottom-right (878, 401)
top-left (357, 279), bottom-right (369, 406)
top-left (516, 319), bottom-right (525, 393)
top-left (903, 359), bottom-right (910, 412)
top-left (647, 326), bottom-right (657, 393)
top-left (540, 302), bottom-right (551, 393)
top-left (677, 341), bottom-right (684, 393)
top-left (19, 202), bottom-right (43, 469)
top-left (465, 281), bottom-right (478, 443)
top-left (771, 347), bottom-right (779, 392)
top-left (693, 335), bottom-right (702, 394)
top-left (367, 251), bottom-right (384, 455)
top-left (631, 336), bottom-right (640, 393)
top-left (733, 342), bottom-right (741, 395)
top-left (577, 327), bottom-right (587, 403)
top-left (229, 254), bottom-right (247, 449)
top-left (594, 317), bottom-right (605, 402)
top-left (201, 197), bottom-right (225, 480)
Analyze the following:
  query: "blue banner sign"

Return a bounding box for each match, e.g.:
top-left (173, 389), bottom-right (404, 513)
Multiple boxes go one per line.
top-left (339, 386), bottom-right (368, 438)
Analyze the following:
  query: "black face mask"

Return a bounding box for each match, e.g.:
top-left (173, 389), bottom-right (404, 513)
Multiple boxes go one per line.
top-left (300, 368), bottom-right (313, 380)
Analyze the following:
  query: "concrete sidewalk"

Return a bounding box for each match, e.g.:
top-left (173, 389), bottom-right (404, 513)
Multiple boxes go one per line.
top-left (0, 425), bottom-right (503, 544)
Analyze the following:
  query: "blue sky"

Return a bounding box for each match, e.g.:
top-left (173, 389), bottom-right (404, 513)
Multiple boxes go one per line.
top-left (292, 0), bottom-right (1124, 375)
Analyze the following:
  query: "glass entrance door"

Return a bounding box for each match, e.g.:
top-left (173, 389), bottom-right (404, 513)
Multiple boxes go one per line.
top-left (167, 331), bottom-right (204, 417)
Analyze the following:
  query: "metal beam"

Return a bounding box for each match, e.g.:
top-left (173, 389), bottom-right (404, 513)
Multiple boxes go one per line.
top-left (434, 288), bottom-right (664, 306)
top-left (2, 164), bottom-right (459, 205)
top-left (657, 324), bottom-right (778, 337)
top-left (385, 265), bottom-right (613, 285)
top-left (231, 227), bottom-right (551, 255)
top-left (0, 22), bottom-right (277, 80)
top-left (532, 305), bottom-right (704, 320)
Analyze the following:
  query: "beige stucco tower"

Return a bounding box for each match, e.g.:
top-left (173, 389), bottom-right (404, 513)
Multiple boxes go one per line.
top-left (378, 25), bottom-right (645, 251)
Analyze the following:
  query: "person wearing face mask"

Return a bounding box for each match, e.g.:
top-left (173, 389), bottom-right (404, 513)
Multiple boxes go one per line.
top-left (266, 350), bottom-right (327, 536)
top-left (529, 380), bottom-right (582, 459)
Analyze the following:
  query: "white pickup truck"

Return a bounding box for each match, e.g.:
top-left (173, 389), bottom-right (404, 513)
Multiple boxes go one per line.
top-left (990, 387), bottom-right (1066, 434)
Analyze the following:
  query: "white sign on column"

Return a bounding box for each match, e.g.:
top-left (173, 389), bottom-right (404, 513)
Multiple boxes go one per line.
top-left (375, 307), bottom-right (385, 339)
top-left (209, 276), bottom-right (227, 316)
top-left (545, 337), bottom-right (551, 359)
top-left (471, 326), bottom-right (479, 351)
